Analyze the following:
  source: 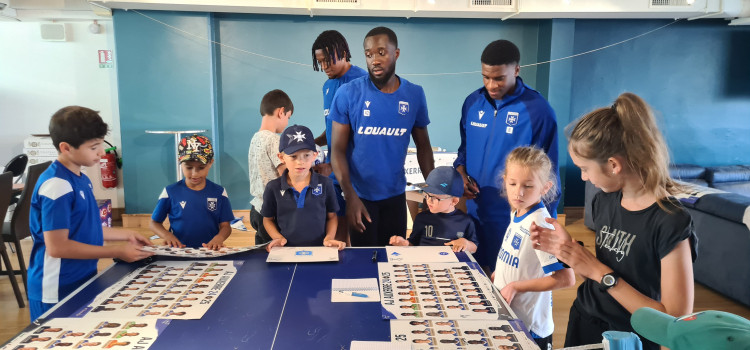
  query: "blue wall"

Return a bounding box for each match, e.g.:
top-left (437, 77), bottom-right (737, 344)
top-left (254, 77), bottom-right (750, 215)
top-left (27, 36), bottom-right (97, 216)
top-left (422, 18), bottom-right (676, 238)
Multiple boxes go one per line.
top-left (114, 11), bottom-right (750, 212)
top-left (564, 19), bottom-right (750, 205)
top-left (114, 10), bottom-right (546, 212)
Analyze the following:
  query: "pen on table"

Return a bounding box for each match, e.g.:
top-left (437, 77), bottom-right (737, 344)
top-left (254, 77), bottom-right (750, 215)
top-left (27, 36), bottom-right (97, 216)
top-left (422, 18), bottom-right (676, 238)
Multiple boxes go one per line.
top-left (338, 291), bottom-right (369, 298)
top-left (372, 250), bottom-right (378, 263)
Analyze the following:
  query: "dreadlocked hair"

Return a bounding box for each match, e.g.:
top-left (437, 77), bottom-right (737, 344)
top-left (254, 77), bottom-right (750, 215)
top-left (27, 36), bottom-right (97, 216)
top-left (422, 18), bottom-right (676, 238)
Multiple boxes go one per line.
top-left (566, 92), bottom-right (686, 210)
top-left (311, 30), bottom-right (352, 72)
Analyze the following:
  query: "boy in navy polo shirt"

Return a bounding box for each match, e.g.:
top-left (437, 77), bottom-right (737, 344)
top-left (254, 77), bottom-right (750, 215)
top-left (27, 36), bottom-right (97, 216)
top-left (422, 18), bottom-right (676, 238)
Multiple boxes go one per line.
top-left (389, 166), bottom-right (478, 253)
top-left (28, 106), bottom-right (154, 321)
top-left (261, 125), bottom-right (345, 251)
top-left (150, 135), bottom-right (234, 249)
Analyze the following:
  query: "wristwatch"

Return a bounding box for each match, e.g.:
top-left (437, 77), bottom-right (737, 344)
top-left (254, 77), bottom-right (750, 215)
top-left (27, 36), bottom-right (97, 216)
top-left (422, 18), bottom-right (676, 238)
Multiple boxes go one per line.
top-left (599, 271), bottom-right (619, 291)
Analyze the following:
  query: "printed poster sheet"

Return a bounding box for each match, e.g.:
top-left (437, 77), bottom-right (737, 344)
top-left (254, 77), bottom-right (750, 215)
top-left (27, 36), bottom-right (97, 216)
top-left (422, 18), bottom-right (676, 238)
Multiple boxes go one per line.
top-left (386, 246), bottom-right (459, 263)
top-left (0, 318), bottom-right (168, 350)
top-left (266, 246), bottom-right (339, 263)
top-left (378, 262), bottom-right (513, 320)
top-left (140, 245), bottom-right (255, 258)
top-left (390, 319), bottom-right (539, 350)
top-left (74, 261), bottom-right (240, 319)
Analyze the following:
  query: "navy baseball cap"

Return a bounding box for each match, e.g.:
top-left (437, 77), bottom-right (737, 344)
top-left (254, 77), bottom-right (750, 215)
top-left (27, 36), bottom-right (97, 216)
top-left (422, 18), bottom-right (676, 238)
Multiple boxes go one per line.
top-left (279, 125), bottom-right (316, 155)
top-left (423, 166), bottom-right (464, 198)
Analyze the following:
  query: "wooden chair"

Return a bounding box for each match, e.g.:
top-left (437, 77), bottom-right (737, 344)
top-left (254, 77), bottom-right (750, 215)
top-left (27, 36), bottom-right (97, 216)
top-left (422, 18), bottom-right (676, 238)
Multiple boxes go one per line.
top-left (2, 161), bottom-right (51, 291)
top-left (0, 171), bottom-right (25, 307)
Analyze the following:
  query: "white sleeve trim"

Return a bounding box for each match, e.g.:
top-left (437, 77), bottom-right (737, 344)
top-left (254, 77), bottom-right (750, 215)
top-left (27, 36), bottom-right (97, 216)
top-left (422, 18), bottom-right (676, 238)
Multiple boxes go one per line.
top-left (158, 188), bottom-right (168, 200)
top-left (38, 177), bottom-right (73, 201)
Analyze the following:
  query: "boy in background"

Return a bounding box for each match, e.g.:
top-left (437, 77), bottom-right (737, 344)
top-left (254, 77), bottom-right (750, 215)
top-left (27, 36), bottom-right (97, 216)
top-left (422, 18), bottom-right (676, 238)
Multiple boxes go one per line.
top-left (28, 106), bottom-right (154, 320)
top-left (150, 134), bottom-right (234, 249)
top-left (248, 89), bottom-right (293, 244)
top-left (390, 166), bottom-right (478, 253)
top-left (261, 125), bottom-right (345, 251)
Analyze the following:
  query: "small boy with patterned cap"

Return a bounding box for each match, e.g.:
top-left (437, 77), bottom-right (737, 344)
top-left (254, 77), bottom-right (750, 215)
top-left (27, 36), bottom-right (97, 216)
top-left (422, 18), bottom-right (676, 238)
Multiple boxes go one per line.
top-left (389, 166), bottom-right (478, 253)
top-left (261, 125), bottom-right (345, 251)
top-left (150, 134), bottom-right (234, 249)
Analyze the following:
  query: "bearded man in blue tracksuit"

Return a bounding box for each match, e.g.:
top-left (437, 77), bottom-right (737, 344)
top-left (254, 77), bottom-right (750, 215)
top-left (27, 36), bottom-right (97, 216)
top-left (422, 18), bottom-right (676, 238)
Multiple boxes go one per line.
top-left (454, 40), bottom-right (560, 270)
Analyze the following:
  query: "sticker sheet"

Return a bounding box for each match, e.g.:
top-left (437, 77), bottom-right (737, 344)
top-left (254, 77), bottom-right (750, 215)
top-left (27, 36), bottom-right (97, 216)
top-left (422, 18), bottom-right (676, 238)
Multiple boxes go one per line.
top-left (266, 246), bottom-right (339, 262)
top-left (378, 263), bottom-right (513, 320)
top-left (390, 319), bottom-right (540, 350)
top-left (74, 261), bottom-right (240, 319)
top-left (0, 318), bottom-right (168, 350)
top-left (386, 246), bottom-right (459, 263)
top-left (139, 245), bottom-right (255, 258)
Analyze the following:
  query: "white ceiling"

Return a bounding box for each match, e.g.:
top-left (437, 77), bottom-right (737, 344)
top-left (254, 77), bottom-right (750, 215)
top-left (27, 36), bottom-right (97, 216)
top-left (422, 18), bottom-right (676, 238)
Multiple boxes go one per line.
top-left (1, 0), bottom-right (749, 24)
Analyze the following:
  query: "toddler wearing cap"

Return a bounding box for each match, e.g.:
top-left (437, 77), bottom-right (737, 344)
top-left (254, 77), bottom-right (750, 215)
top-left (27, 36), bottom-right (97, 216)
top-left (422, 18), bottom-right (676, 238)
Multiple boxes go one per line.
top-left (150, 134), bottom-right (234, 249)
top-left (389, 166), bottom-right (478, 253)
top-left (260, 125), bottom-right (345, 251)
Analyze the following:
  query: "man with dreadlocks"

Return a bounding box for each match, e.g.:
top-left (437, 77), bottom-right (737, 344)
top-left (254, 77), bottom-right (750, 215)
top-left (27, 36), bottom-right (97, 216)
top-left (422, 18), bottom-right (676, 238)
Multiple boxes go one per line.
top-left (311, 30), bottom-right (367, 246)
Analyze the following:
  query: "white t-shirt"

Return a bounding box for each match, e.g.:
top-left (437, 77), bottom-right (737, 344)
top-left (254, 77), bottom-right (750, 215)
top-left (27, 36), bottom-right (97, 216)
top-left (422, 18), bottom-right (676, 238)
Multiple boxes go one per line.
top-left (248, 130), bottom-right (282, 209)
top-left (493, 202), bottom-right (565, 338)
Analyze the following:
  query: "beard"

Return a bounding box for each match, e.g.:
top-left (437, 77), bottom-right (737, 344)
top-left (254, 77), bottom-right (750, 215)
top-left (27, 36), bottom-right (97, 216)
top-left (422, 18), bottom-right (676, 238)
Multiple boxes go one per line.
top-left (368, 63), bottom-right (396, 88)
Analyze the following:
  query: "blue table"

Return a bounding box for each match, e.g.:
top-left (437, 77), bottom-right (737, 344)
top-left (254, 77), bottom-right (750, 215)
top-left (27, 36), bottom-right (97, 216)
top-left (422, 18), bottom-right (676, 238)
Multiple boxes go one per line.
top-left (37, 248), bottom-right (477, 349)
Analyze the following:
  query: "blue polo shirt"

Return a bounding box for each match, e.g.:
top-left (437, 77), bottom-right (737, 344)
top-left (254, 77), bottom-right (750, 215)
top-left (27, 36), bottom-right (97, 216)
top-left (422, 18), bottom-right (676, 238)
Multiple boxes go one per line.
top-left (260, 170), bottom-right (339, 246)
top-left (329, 75), bottom-right (430, 201)
top-left (408, 209), bottom-right (478, 247)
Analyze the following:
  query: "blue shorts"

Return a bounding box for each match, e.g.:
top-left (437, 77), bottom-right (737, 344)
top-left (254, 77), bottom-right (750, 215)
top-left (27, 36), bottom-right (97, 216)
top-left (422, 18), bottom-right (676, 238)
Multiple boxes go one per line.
top-left (30, 299), bottom-right (56, 321)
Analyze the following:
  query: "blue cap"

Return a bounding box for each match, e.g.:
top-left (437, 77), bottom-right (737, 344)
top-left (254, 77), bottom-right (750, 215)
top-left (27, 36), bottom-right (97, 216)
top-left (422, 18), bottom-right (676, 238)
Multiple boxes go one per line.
top-left (279, 125), bottom-right (316, 154)
top-left (423, 166), bottom-right (463, 198)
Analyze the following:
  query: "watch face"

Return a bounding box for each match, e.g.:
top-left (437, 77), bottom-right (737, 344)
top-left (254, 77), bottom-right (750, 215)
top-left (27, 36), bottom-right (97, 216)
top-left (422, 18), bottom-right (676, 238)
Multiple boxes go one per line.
top-left (603, 275), bottom-right (615, 286)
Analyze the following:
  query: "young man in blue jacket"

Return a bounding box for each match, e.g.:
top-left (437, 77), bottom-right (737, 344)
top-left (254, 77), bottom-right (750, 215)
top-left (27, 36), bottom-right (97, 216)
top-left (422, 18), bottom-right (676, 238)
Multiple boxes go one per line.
top-left (454, 39), bottom-right (560, 270)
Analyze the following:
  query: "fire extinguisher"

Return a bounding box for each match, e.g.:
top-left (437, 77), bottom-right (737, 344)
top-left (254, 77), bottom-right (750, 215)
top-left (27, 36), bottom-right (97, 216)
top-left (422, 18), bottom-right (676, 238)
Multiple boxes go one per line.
top-left (100, 140), bottom-right (121, 188)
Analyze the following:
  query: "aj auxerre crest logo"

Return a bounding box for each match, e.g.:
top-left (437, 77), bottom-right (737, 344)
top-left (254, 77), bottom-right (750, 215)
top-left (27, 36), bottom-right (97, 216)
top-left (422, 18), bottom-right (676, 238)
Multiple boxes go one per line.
top-left (207, 197), bottom-right (217, 211)
top-left (511, 233), bottom-right (522, 250)
top-left (398, 101), bottom-right (409, 115)
top-left (506, 111), bottom-right (519, 126)
top-left (312, 184), bottom-right (323, 196)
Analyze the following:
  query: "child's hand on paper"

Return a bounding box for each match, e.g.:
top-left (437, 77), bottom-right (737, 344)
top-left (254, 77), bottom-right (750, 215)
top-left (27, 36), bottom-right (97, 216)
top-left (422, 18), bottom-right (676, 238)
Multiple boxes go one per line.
top-left (445, 238), bottom-right (477, 253)
top-left (324, 239), bottom-right (346, 250)
top-left (389, 235), bottom-right (409, 246)
top-left (266, 237), bottom-right (287, 252)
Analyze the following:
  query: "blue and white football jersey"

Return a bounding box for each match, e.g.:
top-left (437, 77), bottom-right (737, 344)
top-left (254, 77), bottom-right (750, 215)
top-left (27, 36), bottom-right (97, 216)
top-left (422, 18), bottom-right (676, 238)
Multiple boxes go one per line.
top-left (329, 75), bottom-right (430, 201)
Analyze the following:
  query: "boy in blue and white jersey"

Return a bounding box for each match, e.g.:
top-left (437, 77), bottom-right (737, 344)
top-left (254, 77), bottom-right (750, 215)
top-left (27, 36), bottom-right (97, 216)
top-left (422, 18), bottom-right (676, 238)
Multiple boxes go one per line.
top-left (150, 135), bottom-right (234, 249)
top-left (389, 166), bottom-right (477, 253)
top-left (27, 106), bottom-right (153, 320)
top-left (311, 30), bottom-right (368, 245)
top-left (330, 26), bottom-right (434, 247)
top-left (454, 39), bottom-right (560, 270)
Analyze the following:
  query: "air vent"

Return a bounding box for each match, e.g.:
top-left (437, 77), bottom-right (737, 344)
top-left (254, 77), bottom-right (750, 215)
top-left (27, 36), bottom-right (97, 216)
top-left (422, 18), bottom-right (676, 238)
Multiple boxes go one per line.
top-left (651, 0), bottom-right (692, 6)
top-left (471, 0), bottom-right (513, 6)
top-left (315, 0), bottom-right (359, 3)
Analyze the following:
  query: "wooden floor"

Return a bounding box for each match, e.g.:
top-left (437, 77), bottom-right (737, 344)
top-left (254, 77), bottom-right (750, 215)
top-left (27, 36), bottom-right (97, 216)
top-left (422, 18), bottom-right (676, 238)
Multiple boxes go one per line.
top-left (2, 215), bottom-right (749, 348)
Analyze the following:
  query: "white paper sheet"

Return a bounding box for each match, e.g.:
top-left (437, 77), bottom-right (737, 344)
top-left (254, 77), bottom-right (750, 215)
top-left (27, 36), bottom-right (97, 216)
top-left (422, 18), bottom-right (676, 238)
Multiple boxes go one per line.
top-left (378, 262), bottom-right (513, 320)
top-left (0, 318), bottom-right (169, 350)
top-left (390, 319), bottom-right (540, 349)
top-left (140, 245), bottom-right (257, 258)
top-left (386, 246), bottom-right (459, 263)
top-left (74, 261), bottom-right (240, 319)
top-left (266, 246), bottom-right (339, 263)
top-left (350, 340), bottom-right (411, 350)
top-left (331, 278), bottom-right (380, 302)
